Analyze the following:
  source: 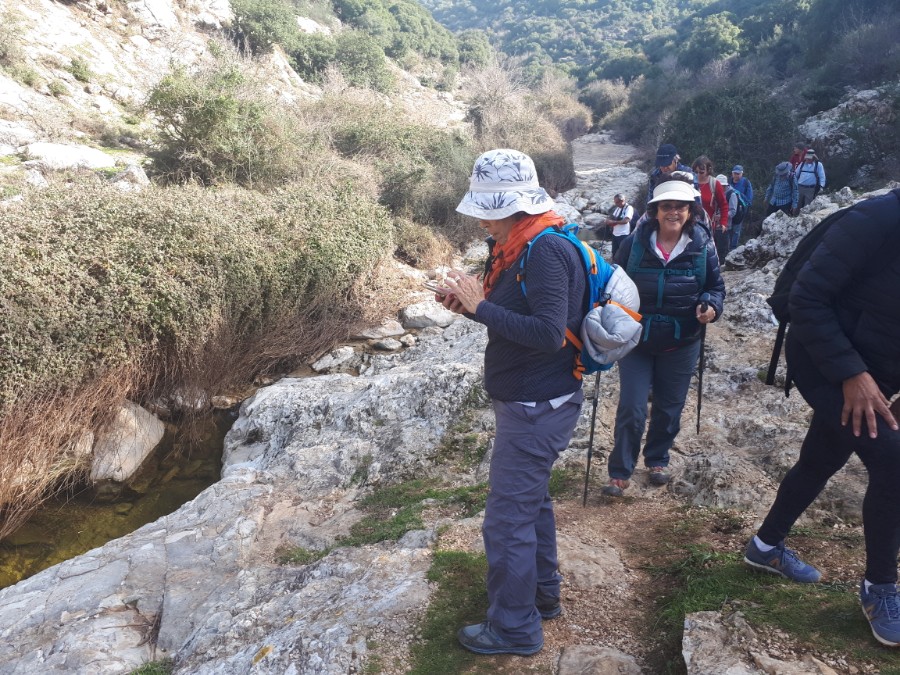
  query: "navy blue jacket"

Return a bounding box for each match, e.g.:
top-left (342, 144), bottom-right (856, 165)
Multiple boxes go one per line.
top-left (614, 218), bottom-right (726, 353)
top-left (788, 189), bottom-right (900, 397)
top-left (474, 234), bottom-right (586, 401)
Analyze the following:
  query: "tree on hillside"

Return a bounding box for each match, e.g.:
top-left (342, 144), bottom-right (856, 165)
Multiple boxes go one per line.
top-left (677, 13), bottom-right (742, 71)
top-left (664, 83), bottom-right (792, 183)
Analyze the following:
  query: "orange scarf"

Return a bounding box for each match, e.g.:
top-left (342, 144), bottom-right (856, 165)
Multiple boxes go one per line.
top-left (483, 211), bottom-right (565, 297)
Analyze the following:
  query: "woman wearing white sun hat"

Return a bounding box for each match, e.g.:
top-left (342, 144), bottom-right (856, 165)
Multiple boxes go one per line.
top-left (438, 148), bottom-right (587, 657)
top-left (602, 174), bottom-right (726, 497)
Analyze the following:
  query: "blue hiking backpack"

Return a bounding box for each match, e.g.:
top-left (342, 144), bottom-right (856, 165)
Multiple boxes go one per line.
top-left (725, 185), bottom-right (749, 225)
top-left (516, 224), bottom-right (619, 378)
top-left (624, 228), bottom-right (707, 345)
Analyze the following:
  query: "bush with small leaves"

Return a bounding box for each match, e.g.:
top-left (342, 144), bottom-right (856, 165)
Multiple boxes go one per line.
top-left (145, 47), bottom-right (316, 188)
top-left (0, 177), bottom-right (395, 411)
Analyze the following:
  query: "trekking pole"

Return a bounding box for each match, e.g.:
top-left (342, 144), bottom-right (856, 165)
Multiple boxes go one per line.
top-left (582, 371), bottom-right (602, 507)
top-left (696, 293), bottom-right (711, 434)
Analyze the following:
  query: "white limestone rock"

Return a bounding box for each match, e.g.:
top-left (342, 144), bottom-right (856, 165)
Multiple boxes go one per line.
top-left (21, 142), bottom-right (116, 171)
top-left (399, 301), bottom-right (458, 329)
top-left (90, 401), bottom-right (165, 483)
top-left (558, 645), bottom-right (643, 675)
top-left (311, 345), bottom-right (359, 373)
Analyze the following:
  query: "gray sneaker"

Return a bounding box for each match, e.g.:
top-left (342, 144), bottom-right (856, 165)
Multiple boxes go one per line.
top-left (648, 467), bottom-right (670, 485)
top-left (601, 478), bottom-right (629, 497)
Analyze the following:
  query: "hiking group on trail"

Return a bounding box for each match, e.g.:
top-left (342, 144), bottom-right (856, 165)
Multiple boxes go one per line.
top-left (430, 146), bottom-right (900, 658)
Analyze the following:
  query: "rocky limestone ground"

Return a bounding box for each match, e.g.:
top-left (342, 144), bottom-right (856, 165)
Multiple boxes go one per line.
top-left (0, 135), bottom-right (899, 674)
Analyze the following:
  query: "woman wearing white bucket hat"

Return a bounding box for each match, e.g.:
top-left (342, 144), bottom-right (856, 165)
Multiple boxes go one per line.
top-left (602, 175), bottom-right (726, 497)
top-left (438, 149), bottom-right (587, 656)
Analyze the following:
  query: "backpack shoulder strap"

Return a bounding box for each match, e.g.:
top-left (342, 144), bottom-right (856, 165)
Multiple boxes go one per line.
top-left (626, 232), bottom-right (645, 278)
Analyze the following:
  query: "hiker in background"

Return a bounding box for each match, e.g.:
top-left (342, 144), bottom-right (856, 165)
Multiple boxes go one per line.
top-left (795, 148), bottom-right (826, 210)
top-left (691, 155), bottom-right (729, 255)
top-left (764, 162), bottom-right (798, 217)
top-left (788, 142), bottom-right (807, 176)
top-left (743, 188), bottom-right (900, 648)
top-left (602, 175), bottom-right (725, 497)
top-left (716, 174), bottom-right (738, 257)
top-left (441, 149), bottom-right (586, 657)
top-left (728, 165), bottom-right (753, 249)
top-left (647, 143), bottom-right (692, 208)
top-left (605, 193), bottom-right (634, 258)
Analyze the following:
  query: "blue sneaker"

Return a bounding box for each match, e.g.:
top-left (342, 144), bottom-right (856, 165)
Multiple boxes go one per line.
top-left (743, 538), bottom-right (822, 583)
top-left (457, 621), bottom-right (543, 656)
top-left (860, 581), bottom-right (900, 647)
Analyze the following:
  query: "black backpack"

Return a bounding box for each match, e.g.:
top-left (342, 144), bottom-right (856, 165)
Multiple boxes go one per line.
top-left (764, 204), bottom-right (860, 393)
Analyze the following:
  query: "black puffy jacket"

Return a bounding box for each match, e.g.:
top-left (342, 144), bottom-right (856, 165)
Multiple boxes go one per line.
top-left (614, 218), bottom-right (726, 353)
top-left (788, 188), bottom-right (900, 396)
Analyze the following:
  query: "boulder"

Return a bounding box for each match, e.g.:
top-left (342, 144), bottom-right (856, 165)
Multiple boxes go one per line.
top-left (558, 645), bottom-right (643, 674)
top-left (90, 401), bottom-right (165, 484)
top-left (399, 301), bottom-right (458, 329)
top-left (20, 142), bottom-right (116, 171)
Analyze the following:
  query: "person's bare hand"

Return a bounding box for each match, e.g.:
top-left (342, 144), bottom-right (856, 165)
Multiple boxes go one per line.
top-left (841, 372), bottom-right (899, 438)
top-left (442, 271), bottom-right (483, 314)
top-left (695, 304), bottom-right (716, 324)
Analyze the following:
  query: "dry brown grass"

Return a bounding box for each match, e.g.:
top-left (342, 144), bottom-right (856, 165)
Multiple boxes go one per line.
top-left (0, 273), bottom-right (395, 542)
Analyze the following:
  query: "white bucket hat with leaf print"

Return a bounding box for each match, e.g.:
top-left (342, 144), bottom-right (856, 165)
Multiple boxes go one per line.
top-left (456, 149), bottom-right (554, 220)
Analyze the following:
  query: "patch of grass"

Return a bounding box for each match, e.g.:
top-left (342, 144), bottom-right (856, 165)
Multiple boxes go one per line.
top-left (654, 543), bottom-right (900, 673)
top-left (277, 480), bottom-right (488, 563)
top-left (274, 546), bottom-right (328, 566)
top-left (48, 80), bottom-right (68, 97)
top-left (68, 57), bottom-right (92, 83)
top-left (129, 659), bottom-right (174, 675)
top-left (409, 550), bottom-right (488, 674)
top-left (549, 465), bottom-right (582, 498)
top-left (350, 453), bottom-right (374, 485)
top-left (341, 480), bottom-right (488, 546)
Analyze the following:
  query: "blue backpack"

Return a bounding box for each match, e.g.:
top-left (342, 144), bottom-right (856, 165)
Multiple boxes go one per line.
top-left (728, 186), bottom-right (749, 225)
top-left (516, 224), bottom-right (618, 378)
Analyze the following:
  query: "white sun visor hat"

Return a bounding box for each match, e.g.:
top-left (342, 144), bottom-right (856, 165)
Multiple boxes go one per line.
top-left (647, 180), bottom-right (700, 204)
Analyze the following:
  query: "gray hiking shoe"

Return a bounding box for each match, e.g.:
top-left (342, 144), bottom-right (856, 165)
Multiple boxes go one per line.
top-left (601, 478), bottom-right (629, 497)
top-left (648, 467), bottom-right (671, 485)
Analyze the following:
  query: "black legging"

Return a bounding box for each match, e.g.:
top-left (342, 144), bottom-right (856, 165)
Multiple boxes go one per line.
top-left (757, 369), bottom-right (900, 584)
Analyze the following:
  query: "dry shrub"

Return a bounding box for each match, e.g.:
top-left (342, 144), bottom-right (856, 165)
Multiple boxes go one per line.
top-left (532, 71), bottom-right (592, 142)
top-left (0, 364), bottom-right (141, 540)
top-left (580, 78), bottom-right (629, 124)
top-left (298, 88), bottom-right (477, 248)
top-left (145, 43), bottom-right (321, 188)
top-left (459, 59), bottom-right (577, 193)
top-left (393, 218), bottom-right (453, 269)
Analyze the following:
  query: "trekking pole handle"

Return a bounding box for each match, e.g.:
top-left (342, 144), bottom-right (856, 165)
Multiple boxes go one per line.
top-left (699, 292), bottom-right (710, 314)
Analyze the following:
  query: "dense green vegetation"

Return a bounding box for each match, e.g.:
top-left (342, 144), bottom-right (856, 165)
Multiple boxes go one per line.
top-left (418, 0), bottom-right (900, 192)
top-left (228, 0), bottom-right (467, 90)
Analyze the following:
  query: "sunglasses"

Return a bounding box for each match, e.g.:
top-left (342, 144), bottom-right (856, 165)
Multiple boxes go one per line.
top-left (657, 202), bottom-right (690, 212)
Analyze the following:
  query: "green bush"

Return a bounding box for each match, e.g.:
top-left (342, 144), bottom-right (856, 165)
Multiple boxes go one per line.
top-left (311, 92), bottom-right (476, 242)
top-left (0, 178), bottom-right (395, 410)
top-left (288, 32), bottom-right (336, 82)
top-left (68, 57), bottom-right (92, 83)
top-left (228, 0), bottom-right (300, 54)
top-left (664, 83), bottom-right (793, 184)
top-left (48, 80), bottom-right (68, 97)
top-left (145, 49), bottom-right (315, 187)
top-left (334, 31), bottom-right (394, 93)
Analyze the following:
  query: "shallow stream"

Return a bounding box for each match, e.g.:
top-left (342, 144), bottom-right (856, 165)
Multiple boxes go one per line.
top-left (0, 411), bottom-right (233, 589)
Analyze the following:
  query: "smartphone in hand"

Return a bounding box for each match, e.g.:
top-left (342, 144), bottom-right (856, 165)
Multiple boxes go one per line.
top-left (422, 280), bottom-right (449, 296)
